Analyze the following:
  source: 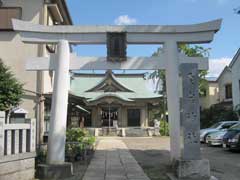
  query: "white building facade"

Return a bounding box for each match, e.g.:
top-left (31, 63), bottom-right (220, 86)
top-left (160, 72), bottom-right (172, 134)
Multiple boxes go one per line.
top-left (229, 49), bottom-right (240, 107)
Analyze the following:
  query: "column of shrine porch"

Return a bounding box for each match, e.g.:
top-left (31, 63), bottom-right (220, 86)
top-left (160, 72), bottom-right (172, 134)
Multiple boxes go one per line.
top-left (91, 106), bottom-right (98, 127)
top-left (121, 107), bottom-right (128, 127)
top-left (117, 106), bottom-right (123, 127)
top-left (140, 105), bottom-right (148, 127)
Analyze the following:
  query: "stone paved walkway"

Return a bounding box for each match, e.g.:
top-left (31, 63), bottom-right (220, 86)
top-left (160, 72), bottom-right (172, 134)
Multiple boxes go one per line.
top-left (83, 138), bottom-right (150, 180)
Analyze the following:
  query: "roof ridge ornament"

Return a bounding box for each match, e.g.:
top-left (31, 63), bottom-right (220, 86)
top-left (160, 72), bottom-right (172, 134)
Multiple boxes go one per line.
top-left (85, 70), bottom-right (134, 93)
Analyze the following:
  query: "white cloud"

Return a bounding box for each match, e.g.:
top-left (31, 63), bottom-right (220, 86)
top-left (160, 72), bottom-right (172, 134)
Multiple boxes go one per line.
top-left (207, 57), bottom-right (232, 77)
top-left (114, 15), bottom-right (137, 25)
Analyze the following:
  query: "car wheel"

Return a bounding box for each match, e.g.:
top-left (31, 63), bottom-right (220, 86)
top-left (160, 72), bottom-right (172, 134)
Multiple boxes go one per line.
top-left (203, 134), bottom-right (209, 143)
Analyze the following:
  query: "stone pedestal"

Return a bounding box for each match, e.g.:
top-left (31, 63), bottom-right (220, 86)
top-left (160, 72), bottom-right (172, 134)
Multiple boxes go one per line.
top-left (154, 127), bottom-right (160, 136)
top-left (37, 163), bottom-right (73, 180)
top-left (173, 159), bottom-right (210, 180)
top-left (153, 119), bottom-right (161, 136)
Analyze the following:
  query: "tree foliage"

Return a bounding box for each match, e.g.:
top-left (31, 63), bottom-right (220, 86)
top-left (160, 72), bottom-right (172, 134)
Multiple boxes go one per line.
top-left (149, 44), bottom-right (210, 95)
top-left (0, 59), bottom-right (23, 111)
top-left (234, 7), bottom-right (240, 14)
top-left (234, 104), bottom-right (240, 120)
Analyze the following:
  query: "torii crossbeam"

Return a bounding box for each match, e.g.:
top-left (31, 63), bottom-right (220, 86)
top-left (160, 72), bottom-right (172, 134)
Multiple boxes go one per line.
top-left (25, 53), bottom-right (208, 71)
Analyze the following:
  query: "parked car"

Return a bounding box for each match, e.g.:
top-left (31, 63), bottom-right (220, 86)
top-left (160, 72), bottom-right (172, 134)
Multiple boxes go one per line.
top-left (222, 123), bottom-right (240, 151)
top-left (206, 129), bottom-right (228, 146)
top-left (200, 121), bottom-right (239, 143)
top-left (206, 123), bottom-right (239, 146)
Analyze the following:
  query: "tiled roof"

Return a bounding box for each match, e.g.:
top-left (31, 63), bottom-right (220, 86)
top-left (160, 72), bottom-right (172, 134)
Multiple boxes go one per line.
top-left (70, 72), bottom-right (161, 102)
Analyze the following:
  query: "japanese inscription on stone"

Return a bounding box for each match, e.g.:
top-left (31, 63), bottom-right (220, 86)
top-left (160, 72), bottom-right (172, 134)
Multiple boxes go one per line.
top-left (180, 63), bottom-right (201, 160)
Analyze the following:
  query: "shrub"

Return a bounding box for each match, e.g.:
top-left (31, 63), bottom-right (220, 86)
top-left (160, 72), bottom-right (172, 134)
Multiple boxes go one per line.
top-left (36, 148), bottom-right (47, 164)
top-left (200, 105), bottom-right (238, 128)
top-left (65, 128), bottom-right (95, 161)
top-left (160, 120), bottom-right (169, 136)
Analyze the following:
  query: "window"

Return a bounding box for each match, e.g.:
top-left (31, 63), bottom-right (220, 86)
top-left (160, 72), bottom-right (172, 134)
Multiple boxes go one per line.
top-left (0, 8), bottom-right (22, 30)
top-left (225, 84), bottom-right (232, 99)
top-left (221, 122), bottom-right (237, 129)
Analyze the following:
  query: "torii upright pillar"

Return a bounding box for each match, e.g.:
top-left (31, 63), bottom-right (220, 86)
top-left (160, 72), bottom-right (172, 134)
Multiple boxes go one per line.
top-left (47, 40), bottom-right (70, 164)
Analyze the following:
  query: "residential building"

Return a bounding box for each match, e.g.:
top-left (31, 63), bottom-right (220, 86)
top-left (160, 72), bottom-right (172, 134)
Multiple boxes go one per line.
top-left (200, 77), bottom-right (219, 110)
top-left (217, 66), bottom-right (232, 103)
top-left (229, 48), bottom-right (240, 108)
top-left (0, 0), bottom-right (72, 144)
top-left (200, 66), bottom-right (233, 110)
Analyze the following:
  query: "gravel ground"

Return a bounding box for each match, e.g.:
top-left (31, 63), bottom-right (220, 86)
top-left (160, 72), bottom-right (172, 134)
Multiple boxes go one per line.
top-left (123, 137), bottom-right (171, 180)
top-left (122, 137), bottom-right (240, 180)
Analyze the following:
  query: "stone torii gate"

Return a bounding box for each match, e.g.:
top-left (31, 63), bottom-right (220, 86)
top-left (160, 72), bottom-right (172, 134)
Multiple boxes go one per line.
top-left (12, 19), bottom-right (221, 179)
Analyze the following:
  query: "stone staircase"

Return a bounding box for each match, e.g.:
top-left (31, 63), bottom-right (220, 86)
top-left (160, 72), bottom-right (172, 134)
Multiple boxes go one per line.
top-left (125, 127), bottom-right (149, 137)
top-left (91, 127), bottom-right (156, 137)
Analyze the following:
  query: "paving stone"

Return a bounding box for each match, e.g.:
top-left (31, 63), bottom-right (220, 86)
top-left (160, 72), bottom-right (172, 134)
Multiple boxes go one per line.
top-left (82, 138), bottom-right (150, 180)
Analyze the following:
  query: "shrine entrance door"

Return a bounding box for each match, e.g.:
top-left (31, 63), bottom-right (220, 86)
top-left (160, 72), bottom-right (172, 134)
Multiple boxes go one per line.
top-left (101, 106), bottom-right (118, 127)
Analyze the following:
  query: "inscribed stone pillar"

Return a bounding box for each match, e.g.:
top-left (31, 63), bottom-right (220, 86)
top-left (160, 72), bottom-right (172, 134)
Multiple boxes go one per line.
top-left (47, 40), bottom-right (70, 164)
top-left (180, 63), bottom-right (201, 160)
top-left (172, 63), bottom-right (210, 180)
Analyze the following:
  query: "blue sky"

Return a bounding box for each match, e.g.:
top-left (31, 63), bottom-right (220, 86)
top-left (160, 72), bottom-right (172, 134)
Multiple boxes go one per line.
top-left (66, 0), bottom-right (240, 77)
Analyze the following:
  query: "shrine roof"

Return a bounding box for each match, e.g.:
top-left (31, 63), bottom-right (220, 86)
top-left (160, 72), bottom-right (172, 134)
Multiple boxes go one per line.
top-left (70, 71), bottom-right (161, 102)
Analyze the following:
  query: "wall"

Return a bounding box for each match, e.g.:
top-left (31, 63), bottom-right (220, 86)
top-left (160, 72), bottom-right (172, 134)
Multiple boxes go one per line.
top-left (0, 0), bottom-right (44, 118)
top-left (42, 8), bottom-right (55, 94)
top-left (231, 55), bottom-right (240, 107)
top-left (200, 82), bottom-right (219, 109)
top-left (218, 68), bottom-right (232, 103)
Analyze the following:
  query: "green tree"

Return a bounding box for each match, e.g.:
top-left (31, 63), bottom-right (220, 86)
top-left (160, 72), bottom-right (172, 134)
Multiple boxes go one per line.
top-left (234, 104), bottom-right (240, 120)
top-left (0, 59), bottom-right (23, 113)
top-left (149, 44), bottom-right (210, 95)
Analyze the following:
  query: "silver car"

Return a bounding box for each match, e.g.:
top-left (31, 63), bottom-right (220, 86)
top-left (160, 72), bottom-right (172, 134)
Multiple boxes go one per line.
top-left (200, 121), bottom-right (239, 143)
top-left (206, 130), bottom-right (228, 146)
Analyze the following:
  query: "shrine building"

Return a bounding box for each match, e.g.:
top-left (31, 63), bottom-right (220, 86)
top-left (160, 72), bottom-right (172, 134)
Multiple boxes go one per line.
top-left (58, 70), bottom-right (161, 130)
